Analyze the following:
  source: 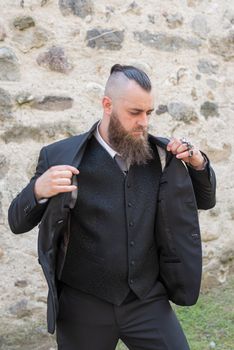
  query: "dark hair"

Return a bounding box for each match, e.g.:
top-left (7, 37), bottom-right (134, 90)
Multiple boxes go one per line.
top-left (110, 64), bottom-right (152, 91)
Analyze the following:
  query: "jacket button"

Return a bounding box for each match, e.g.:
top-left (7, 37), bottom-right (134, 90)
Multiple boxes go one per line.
top-left (130, 279), bottom-right (134, 284)
top-left (127, 183), bottom-right (131, 188)
top-left (57, 219), bottom-right (64, 224)
top-left (128, 202), bottom-right (132, 207)
top-left (129, 221), bottom-right (134, 227)
top-left (130, 241), bottom-right (135, 246)
top-left (131, 260), bottom-right (135, 266)
top-left (24, 205), bottom-right (31, 214)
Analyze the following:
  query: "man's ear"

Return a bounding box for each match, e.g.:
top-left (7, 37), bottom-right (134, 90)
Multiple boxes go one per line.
top-left (102, 96), bottom-right (112, 116)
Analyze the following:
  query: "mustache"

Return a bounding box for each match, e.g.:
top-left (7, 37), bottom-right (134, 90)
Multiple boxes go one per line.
top-left (131, 127), bottom-right (147, 132)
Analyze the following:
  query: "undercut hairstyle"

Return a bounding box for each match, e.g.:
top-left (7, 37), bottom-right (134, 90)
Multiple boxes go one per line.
top-left (110, 64), bottom-right (152, 91)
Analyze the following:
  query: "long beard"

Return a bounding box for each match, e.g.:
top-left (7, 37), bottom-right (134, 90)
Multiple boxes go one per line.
top-left (108, 112), bottom-right (153, 166)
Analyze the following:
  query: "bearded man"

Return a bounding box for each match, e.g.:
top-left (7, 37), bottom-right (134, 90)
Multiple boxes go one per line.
top-left (8, 64), bottom-right (216, 350)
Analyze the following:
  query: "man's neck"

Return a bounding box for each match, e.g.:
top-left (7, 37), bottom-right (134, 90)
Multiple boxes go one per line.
top-left (98, 120), bottom-right (112, 148)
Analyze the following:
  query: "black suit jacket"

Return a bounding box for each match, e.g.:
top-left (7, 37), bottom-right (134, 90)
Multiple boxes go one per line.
top-left (8, 121), bottom-right (216, 333)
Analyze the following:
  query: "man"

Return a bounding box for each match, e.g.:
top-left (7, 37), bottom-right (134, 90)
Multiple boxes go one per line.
top-left (8, 64), bottom-right (216, 350)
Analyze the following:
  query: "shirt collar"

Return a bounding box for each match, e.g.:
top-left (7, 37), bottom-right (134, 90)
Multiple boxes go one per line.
top-left (94, 121), bottom-right (119, 159)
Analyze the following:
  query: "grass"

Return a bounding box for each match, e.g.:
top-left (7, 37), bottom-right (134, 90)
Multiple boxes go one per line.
top-left (116, 276), bottom-right (234, 350)
top-left (173, 277), bottom-right (234, 350)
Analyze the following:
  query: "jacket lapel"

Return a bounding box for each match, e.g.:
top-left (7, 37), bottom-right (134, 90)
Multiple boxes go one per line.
top-left (62, 121), bottom-right (100, 209)
top-left (149, 134), bottom-right (173, 169)
top-left (71, 121), bottom-right (99, 168)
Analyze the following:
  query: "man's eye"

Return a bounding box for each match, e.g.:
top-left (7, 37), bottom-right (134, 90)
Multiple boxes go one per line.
top-left (130, 112), bottom-right (140, 115)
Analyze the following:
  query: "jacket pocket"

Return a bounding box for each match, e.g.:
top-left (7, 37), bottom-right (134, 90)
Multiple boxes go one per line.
top-left (159, 254), bottom-right (186, 305)
top-left (162, 256), bottom-right (181, 263)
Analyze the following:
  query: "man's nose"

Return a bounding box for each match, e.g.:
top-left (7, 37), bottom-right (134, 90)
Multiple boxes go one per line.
top-left (137, 113), bottom-right (148, 127)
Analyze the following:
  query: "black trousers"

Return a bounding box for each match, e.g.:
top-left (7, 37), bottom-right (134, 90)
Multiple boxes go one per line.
top-left (56, 282), bottom-right (190, 350)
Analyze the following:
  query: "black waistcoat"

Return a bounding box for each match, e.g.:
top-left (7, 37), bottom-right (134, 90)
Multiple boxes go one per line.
top-left (61, 136), bottom-right (162, 305)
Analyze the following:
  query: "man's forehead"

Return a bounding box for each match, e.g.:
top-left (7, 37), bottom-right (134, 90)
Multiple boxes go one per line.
top-left (117, 87), bottom-right (154, 110)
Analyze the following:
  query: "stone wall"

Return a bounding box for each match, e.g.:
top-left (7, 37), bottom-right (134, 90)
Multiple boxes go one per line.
top-left (0, 0), bottom-right (233, 345)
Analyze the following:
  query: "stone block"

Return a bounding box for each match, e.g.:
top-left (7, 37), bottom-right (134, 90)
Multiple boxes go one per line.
top-left (134, 30), bottom-right (201, 51)
top-left (200, 101), bottom-right (219, 117)
top-left (0, 47), bottom-right (20, 81)
top-left (0, 154), bottom-right (9, 178)
top-left (168, 101), bottom-right (198, 123)
top-left (209, 31), bottom-right (234, 61)
top-left (37, 46), bottom-right (72, 73)
top-left (86, 28), bottom-right (124, 50)
top-left (16, 92), bottom-right (34, 105)
top-left (31, 96), bottom-right (73, 111)
top-left (59, 0), bottom-right (93, 18)
top-left (9, 299), bottom-right (32, 318)
top-left (0, 88), bottom-right (13, 120)
top-left (156, 105), bottom-right (168, 115)
top-left (197, 59), bottom-right (219, 75)
top-left (163, 12), bottom-right (184, 29)
top-left (13, 16), bottom-right (35, 30)
top-left (0, 24), bottom-right (6, 41)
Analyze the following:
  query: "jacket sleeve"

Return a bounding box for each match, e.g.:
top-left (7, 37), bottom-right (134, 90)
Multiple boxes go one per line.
top-left (8, 147), bottom-right (50, 234)
top-left (188, 152), bottom-right (216, 210)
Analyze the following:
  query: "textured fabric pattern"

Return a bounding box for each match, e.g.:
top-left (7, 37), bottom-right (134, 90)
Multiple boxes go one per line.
top-left (61, 136), bottom-right (162, 305)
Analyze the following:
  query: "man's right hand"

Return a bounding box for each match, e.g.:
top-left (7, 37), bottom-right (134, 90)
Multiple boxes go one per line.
top-left (34, 165), bottom-right (79, 201)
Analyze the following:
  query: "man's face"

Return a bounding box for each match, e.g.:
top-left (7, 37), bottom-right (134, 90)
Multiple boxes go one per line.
top-left (107, 82), bottom-right (155, 166)
top-left (110, 81), bottom-right (154, 139)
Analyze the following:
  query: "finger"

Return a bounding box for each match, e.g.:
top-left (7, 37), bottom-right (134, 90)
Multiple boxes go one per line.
top-left (53, 185), bottom-right (77, 193)
top-left (176, 143), bottom-right (190, 154)
top-left (52, 178), bottom-right (72, 186)
top-left (169, 139), bottom-right (182, 154)
top-left (53, 170), bottom-right (75, 179)
top-left (166, 138), bottom-right (176, 151)
top-left (50, 165), bottom-right (79, 174)
top-left (176, 150), bottom-right (194, 159)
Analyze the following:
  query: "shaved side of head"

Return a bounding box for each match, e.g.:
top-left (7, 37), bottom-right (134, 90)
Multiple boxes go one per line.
top-left (104, 64), bottom-right (152, 102)
top-left (104, 72), bottom-right (129, 101)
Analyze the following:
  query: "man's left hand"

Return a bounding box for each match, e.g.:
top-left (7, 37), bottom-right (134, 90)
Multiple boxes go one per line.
top-left (167, 137), bottom-right (206, 170)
